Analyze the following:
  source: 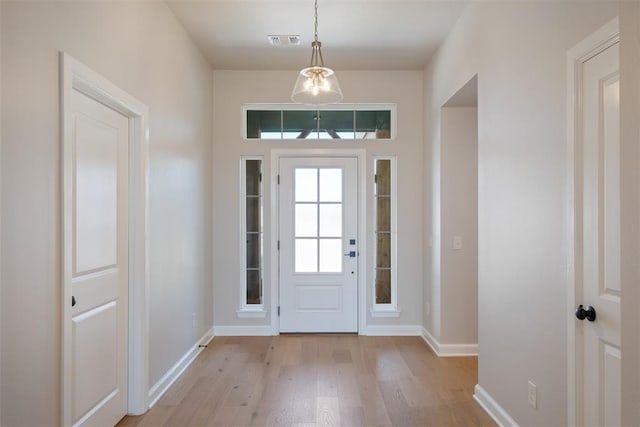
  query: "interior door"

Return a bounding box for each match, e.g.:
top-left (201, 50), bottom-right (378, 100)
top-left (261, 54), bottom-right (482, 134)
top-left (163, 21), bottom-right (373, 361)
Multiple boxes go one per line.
top-left (578, 41), bottom-right (621, 425)
top-left (69, 88), bottom-right (129, 426)
top-left (279, 157), bottom-right (358, 332)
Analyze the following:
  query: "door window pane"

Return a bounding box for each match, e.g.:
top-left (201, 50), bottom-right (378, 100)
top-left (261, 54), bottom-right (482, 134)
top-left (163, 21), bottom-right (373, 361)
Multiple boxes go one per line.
top-left (295, 204), bottom-right (318, 237)
top-left (295, 239), bottom-right (318, 272)
top-left (319, 239), bottom-right (342, 273)
top-left (319, 168), bottom-right (342, 202)
top-left (295, 168), bottom-right (318, 202)
top-left (319, 204), bottom-right (342, 237)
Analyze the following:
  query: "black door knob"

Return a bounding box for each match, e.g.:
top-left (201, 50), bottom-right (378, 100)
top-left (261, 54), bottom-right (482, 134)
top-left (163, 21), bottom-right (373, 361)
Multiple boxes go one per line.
top-left (575, 304), bottom-right (596, 322)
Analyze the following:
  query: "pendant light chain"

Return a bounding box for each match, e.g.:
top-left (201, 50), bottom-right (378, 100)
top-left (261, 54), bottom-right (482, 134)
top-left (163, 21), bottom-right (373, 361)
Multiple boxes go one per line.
top-left (314, 0), bottom-right (319, 43)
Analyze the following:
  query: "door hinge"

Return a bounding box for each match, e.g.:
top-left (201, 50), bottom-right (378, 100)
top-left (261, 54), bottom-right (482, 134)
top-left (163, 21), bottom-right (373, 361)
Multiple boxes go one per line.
top-left (374, 174), bottom-right (378, 184)
top-left (277, 240), bottom-right (280, 250)
top-left (259, 172), bottom-right (262, 182)
top-left (277, 306), bottom-right (280, 316)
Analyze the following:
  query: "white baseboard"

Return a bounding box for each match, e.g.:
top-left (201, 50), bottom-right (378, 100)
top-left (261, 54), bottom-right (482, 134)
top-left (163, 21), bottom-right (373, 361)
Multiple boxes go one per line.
top-left (213, 325), bottom-right (274, 336)
top-left (473, 384), bottom-right (519, 427)
top-left (421, 327), bottom-right (478, 356)
top-left (364, 324), bottom-right (422, 336)
top-left (147, 326), bottom-right (214, 408)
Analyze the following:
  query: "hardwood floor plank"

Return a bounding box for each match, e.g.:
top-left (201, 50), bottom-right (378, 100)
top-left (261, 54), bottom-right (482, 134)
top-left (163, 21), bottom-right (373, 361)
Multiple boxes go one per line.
top-left (117, 335), bottom-right (496, 427)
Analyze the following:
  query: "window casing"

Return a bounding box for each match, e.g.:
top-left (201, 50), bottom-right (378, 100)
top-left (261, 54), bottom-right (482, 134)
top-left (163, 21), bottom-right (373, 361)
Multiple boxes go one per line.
top-left (373, 157), bottom-right (397, 312)
top-left (239, 157), bottom-right (264, 313)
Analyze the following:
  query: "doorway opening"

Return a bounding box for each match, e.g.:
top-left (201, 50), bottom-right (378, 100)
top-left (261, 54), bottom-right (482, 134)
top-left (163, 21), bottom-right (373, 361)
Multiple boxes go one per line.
top-left (438, 75), bottom-right (479, 353)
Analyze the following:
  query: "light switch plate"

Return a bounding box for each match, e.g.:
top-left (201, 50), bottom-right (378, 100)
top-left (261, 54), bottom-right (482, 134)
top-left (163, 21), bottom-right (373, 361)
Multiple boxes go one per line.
top-left (453, 236), bottom-right (463, 250)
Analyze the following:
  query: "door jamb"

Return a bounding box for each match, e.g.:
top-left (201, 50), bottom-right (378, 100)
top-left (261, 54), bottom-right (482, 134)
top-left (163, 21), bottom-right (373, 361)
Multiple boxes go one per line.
top-left (565, 18), bottom-right (619, 426)
top-left (270, 149), bottom-right (367, 335)
top-left (60, 52), bottom-right (150, 425)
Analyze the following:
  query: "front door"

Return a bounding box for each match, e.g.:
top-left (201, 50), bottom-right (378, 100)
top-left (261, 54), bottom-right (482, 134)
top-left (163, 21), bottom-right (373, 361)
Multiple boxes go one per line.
top-left (68, 88), bottom-right (129, 426)
top-left (279, 157), bottom-right (358, 332)
top-left (578, 40), bottom-right (621, 425)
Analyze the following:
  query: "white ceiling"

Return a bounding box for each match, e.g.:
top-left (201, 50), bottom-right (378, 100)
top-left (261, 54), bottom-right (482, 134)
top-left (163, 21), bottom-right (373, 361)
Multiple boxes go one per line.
top-left (166, 0), bottom-right (469, 71)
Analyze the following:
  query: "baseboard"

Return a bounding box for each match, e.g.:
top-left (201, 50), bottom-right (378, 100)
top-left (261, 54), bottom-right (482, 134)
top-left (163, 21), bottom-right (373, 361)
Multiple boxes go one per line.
top-left (421, 327), bottom-right (478, 356)
top-left (364, 324), bottom-right (422, 336)
top-left (473, 384), bottom-right (519, 427)
top-left (147, 326), bottom-right (214, 408)
top-left (213, 325), bottom-right (273, 336)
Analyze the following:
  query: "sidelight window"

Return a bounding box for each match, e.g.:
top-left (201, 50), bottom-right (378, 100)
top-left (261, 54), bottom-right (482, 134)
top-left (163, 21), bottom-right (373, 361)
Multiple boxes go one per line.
top-left (373, 157), bottom-right (397, 311)
top-left (240, 157), bottom-right (264, 312)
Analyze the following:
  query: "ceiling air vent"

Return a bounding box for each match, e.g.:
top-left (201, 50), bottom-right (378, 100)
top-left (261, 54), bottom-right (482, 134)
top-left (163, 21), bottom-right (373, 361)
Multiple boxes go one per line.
top-left (268, 35), bottom-right (301, 46)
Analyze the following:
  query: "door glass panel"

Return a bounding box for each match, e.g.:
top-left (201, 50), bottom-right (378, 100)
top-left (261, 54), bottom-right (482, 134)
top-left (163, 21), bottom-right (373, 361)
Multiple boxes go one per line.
top-left (319, 168), bottom-right (342, 202)
top-left (295, 204), bottom-right (318, 237)
top-left (319, 204), bottom-right (342, 237)
top-left (319, 239), bottom-right (342, 273)
top-left (294, 166), bottom-right (344, 273)
top-left (295, 168), bottom-right (318, 202)
top-left (295, 239), bottom-right (318, 272)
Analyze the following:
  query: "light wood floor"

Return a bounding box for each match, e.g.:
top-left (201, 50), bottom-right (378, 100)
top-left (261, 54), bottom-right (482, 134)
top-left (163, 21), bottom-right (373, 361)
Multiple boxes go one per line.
top-left (118, 335), bottom-right (495, 427)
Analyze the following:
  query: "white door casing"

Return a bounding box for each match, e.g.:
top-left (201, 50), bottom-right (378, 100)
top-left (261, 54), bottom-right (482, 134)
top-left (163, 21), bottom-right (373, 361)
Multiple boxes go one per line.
top-left (61, 53), bottom-right (150, 425)
top-left (567, 19), bottom-right (620, 426)
top-left (279, 157), bottom-right (359, 332)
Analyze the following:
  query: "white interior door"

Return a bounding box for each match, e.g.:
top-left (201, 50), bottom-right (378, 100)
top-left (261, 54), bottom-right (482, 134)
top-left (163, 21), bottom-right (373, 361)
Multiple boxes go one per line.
top-left (279, 157), bottom-right (358, 332)
top-left (578, 41), bottom-right (621, 426)
top-left (69, 89), bottom-right (129, 426)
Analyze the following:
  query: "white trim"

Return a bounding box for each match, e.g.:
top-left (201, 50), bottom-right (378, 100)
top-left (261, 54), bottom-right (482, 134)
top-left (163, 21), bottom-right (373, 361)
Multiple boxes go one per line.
top-left (363, 325), bottom-right (422, 336)
top-left (242, 103), bottom-right (397, 140)
top-left (370, 309), bottom-right (401, 318)
top-left (214, 325), bottom-right (274, 336)
top-left (270, 149), bottom-right (367, 335)
top-left (473, 385), bottom-right (519, 427)
top-left (147, 327), bottom-right (214, 408)
top-left (60, 53), bottom-right (150, 424)
top-left (421, 327), bottom-right (478, 357)
top-left (565, 18), bottom-right (619, 426)
top-left (236, 309), bottom-right (268, 319)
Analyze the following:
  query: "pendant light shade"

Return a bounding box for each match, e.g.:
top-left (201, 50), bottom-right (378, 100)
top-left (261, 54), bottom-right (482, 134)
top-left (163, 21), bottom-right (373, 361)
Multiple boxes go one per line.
top-left (291, 1), bottom-right (343, 105)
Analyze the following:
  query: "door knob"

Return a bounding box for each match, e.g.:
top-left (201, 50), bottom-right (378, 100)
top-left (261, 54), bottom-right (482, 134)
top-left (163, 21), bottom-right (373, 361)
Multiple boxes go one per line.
top-left (344, 251), bottom-right (356, 258)
top-left (72, 295), bottom-right (77, 307)
top-left (575, 304), bottom-right (596, 322)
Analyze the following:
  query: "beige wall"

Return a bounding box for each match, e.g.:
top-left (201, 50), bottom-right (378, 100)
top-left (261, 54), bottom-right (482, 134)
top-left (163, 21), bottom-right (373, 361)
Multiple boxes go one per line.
top-left (620, 1), bottom-right (640, 424)
top-left (1, 2), bottom-right (213, 425)
top-left (440, 107), bottom-right (478, 345)
top-left (423, 1), bottom-right (618, 425)
top-left (212, 70), bottom-right (424, 331)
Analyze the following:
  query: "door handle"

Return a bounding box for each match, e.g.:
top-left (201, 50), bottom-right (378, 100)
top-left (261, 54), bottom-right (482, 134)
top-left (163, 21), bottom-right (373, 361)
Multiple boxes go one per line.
top-left (575, 304), bottom-right (596, 322)
top-left (344, 251), bottom-right (357, 258)
top-left (72, 295), bottom-right (77, 307)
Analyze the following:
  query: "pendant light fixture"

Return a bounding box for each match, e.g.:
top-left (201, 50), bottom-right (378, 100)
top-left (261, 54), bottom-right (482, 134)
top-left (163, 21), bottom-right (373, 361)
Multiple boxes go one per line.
top-left (291, 0), bottom-right (343, 105)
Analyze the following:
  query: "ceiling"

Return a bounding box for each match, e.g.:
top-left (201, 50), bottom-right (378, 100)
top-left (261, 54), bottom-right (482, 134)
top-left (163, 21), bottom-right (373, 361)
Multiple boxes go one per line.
top-left (166, 0), bottom-right (469, 71)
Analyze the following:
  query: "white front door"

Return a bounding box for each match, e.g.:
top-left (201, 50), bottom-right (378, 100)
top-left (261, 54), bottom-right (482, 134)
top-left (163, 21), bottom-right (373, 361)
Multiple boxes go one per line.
top-left (279, 157), bottom-right (358, 332)
top-left (578, 40), bottom-right (621, 425)
top-left (68, 89), bottom-right (129, 426)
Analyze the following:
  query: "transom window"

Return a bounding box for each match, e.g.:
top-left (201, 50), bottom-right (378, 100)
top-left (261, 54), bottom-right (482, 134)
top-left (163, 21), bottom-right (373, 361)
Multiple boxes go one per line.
top-left (243, 104), bottom-right (396, 140)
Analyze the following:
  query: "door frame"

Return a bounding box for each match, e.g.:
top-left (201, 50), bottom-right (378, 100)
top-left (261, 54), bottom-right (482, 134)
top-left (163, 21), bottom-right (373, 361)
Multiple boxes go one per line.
top-left (270, 149), bottom-right (367, 335)
top-left (60, 53), bottom-right (150, 424)
top-left (565, 18), bottom-right (619, 426)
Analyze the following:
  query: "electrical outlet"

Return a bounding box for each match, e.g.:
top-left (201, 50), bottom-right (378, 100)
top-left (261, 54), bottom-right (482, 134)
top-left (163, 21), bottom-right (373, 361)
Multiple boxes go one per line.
top-left (528, 380), bottom-right (537, 409)
top-left (192, 312), bottom-right (196, 330)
